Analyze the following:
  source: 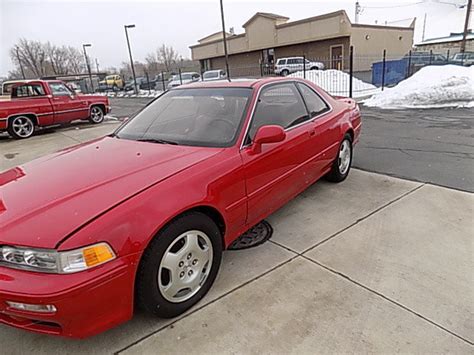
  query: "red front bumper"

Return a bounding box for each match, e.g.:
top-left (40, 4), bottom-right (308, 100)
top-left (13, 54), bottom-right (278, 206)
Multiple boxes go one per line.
top-left (0, 253), bottom-right (140, 338)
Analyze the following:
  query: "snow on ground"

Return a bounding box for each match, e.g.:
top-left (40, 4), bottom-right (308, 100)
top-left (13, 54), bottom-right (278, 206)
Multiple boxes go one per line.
top-left (363, 65), bottom-right (474, 109)
top-left (94, 89), bottom-right (163, 98)
top-left (289, 69), bottom-right (379, 98)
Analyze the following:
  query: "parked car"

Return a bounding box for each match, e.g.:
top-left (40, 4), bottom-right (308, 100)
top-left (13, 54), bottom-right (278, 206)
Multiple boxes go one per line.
top-left (123, 77), bottom-right (156, 91)
top-left (0, 77), bottom-right (360, 337)
top-left (405, 52), bottom-right (447, 65)
top-left (202, 69), bottom-right (227, 81)
top-left (0, 80), bottom-right (110, 139)
top-left (451, 52), bottom-right (474, 66)
top-left (275, 57), bottom-right (325, 76)
top-left (167, 72), bottom-right (201, 89)
top-left (99, 74), bottom-right (124, 90)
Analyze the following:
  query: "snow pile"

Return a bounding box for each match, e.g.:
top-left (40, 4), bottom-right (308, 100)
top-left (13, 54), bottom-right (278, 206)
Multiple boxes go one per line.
top-left (364, 65), bottom-right (474, 109)
top-left (289, 69), bottom-right (378, 98)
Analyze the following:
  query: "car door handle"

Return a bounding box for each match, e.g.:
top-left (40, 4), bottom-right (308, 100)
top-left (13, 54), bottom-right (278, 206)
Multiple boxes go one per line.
top-left (309, 129), bottom-right (316, 136)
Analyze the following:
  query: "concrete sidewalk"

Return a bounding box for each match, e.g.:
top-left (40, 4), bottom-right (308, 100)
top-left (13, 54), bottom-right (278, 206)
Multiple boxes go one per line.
top-left (0, 169), bottom-right (472, 354)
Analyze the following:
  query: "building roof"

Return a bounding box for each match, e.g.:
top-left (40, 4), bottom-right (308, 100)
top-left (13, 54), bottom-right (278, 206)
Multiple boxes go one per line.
top-left (242, 12), bottom-right (289, 27)
top-left (416, 31), bottom-right (474, 46)
top-left (198, 31), bottom-right (231, 43)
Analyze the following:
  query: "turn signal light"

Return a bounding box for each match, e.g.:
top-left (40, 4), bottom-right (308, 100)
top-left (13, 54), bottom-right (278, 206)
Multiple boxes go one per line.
top-left (83, 244), bottom-right (115, 267)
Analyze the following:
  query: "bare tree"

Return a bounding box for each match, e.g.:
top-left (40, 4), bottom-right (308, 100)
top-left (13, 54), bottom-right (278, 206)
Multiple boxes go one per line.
top-left (158, 44), bottom-right (179, 72)
top-left (9, 39), bottom-right (85, 79)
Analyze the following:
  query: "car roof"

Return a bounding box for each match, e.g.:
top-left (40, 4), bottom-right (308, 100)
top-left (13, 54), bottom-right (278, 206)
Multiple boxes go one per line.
top-left (176, 76), bottom-right (295, 89)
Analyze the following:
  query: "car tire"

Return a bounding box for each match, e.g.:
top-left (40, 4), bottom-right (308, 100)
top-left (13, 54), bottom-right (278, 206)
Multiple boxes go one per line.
top-left (136, 212), bottom-right (223, 318)
top-left (7, 115), bottom-right (36, 139)
top-left (281, 69), bottom-right (290, 76)
top-left (326, 134), bottom-right (353, 183)
top-left (89, 106), bottom-right (105, 124)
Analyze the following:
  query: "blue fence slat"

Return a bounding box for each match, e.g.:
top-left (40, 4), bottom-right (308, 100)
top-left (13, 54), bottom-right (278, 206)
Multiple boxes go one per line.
top-left (372, 58), bottom-right (408, 87)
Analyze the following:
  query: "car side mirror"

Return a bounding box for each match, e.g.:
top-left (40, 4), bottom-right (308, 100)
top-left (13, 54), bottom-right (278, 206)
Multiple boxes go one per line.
top-left (249, 125), bottom-right (286, 154)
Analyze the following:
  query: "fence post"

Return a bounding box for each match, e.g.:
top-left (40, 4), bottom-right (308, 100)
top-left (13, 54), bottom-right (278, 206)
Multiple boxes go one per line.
top-left (407, 50), bottom-right (412, 78)
top-left (145, 71), bottom-right (151, 95)
top-left (179, 68), bottom-right (183, 85)
top-left (381, 49), bottom-right (386, 91)
top-left (349, 46), bottom-right (353, 98)
top-left (303, 54), bottom-right (306, 79)
top-left (446, 49), bottom-right (450, 64)
top-left (161, 71), bottom-right (166, 91)
top-left (429, 50), bottom-right (433, 65)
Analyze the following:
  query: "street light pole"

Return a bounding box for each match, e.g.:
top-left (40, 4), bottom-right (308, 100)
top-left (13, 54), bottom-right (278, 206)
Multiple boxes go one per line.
top-left (219, 0), bottom-right (231, 81)
top-left (82, 44), bottom-right (93, 93)
top-left (124, 24), bottom-right (138, 94)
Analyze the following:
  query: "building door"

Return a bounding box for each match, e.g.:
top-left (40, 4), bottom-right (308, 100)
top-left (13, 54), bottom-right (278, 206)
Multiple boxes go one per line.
top-left (330, 45), bottom-right (344, 70)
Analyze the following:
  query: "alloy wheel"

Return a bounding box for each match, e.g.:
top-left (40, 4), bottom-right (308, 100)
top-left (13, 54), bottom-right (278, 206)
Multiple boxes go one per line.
top-left (338, 139), bottom-right (351, 175)
top-left (158, 230), bottom-right (213, 303)
top-left (11, 116), bottom-right (34, 138)
top-left (90, 107), bottom-right (104, 123)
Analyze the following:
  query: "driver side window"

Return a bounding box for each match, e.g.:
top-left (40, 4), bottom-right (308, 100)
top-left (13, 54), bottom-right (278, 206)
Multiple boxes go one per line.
top-left (49, 83), bottom-right (71, 96)
top-left (247, 83), bottom-right (308, 141)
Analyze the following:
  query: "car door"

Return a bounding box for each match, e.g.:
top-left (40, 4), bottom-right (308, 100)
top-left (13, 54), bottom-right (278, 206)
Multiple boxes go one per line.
top-left (241, 82), bottom-right (316, 225)
top-left (48, 82), bottom-right (89, 123)
top-left (296, 82), bottom-right (340, 180)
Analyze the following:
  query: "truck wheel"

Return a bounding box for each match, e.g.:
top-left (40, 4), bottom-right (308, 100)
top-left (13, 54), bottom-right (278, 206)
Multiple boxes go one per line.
top-left (8, 116), bottom-right (36, 139)
top-left (89, 106), bottom-right (105, 124)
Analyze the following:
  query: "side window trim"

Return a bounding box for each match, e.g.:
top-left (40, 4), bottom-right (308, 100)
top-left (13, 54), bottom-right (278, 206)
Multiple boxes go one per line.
top-left (241, 81), bottom-right (314, 147)
top-left (295, 82), bottom-right (331, 120)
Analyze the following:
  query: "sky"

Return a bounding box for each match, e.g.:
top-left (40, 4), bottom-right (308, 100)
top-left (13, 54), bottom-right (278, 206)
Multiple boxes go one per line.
top-left (0, 0), bottom-right (471, 76)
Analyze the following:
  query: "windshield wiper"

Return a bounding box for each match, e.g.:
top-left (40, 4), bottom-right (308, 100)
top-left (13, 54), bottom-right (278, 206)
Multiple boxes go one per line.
top-left (137, 138), bottom-right (179, 145)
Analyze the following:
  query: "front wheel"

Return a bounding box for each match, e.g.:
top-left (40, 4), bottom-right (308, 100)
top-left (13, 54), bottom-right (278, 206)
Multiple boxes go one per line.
top-left (89, 106), bottom-right (105, 124)
top-left (326, 134), bottom-right (353, 182)
top-left (281, 69), bottom-right (290, 76)
top-left (136, 212), bottom-right (222, 318)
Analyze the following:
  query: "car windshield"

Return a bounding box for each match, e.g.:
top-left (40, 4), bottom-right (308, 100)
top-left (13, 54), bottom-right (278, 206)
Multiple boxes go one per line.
top-left (115, 88), bottom-right (252, 147)
top-left (204, 71), bottom-right (219, 79)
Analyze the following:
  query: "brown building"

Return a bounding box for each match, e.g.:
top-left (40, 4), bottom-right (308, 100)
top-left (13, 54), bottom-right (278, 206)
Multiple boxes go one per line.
top-left (190, 10), bottom-right (415, 76)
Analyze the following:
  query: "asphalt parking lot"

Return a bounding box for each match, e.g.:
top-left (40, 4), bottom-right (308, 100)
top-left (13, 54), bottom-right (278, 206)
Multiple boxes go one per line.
top-left (0, 100), bottom-right (473, 354)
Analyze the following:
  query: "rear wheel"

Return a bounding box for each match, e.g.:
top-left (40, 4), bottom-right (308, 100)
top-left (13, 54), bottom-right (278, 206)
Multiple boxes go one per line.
top-left (8, 115), bottom-right (35, 139)
top-left (136, 212), bottom-right (222, 318)
top-left (326, 134), bottom-right (353, 182)
top-left (89, 106), bottom-right (105, 124)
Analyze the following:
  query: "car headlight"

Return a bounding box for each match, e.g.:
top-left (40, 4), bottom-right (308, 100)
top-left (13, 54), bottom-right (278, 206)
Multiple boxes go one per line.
top-left (0, 243), bottom-right (116, 273)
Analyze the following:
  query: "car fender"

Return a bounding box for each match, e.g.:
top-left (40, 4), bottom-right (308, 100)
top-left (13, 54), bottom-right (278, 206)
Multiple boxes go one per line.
top-left (57, 149), bottom-right (247, 256)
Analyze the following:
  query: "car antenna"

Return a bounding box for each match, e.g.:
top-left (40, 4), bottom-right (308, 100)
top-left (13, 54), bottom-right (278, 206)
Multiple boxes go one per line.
top-left (219, 0), bottom-right (231, 82)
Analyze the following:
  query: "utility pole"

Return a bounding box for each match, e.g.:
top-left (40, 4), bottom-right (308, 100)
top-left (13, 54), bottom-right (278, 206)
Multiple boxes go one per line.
top-left (460, 0), bottom-right (472, 53)
top-left (95, 58), bottom-right (100, 73)
top-left (16, 47), bottom-right (26, 79)
top-left (355, 1), bottom-right (361, 24)
top-left (82, 43), bottom-right (93, 92)
top-left (124, 24), bottom-right (138, 94)
top-left (421, 13), bottom-right (427, 42)
top-left (219, 0), bottom-right (231, 80)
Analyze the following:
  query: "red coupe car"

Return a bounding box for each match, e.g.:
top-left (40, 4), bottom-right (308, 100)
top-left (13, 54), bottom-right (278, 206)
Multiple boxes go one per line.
top-left (0, 77), bottom-right (361, 338)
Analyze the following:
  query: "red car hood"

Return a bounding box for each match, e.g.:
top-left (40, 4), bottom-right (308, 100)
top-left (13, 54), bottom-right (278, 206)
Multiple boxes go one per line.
top-left (0, 137), bottom-right (221, 249)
